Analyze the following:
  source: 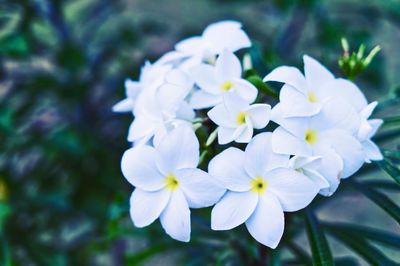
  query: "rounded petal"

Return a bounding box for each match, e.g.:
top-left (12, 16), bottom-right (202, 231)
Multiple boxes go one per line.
top-left (245, 133), bottom-right (289, 177)
top-left (235, 121), bottom-right (253, 143)
top-left (319, 129), bottom-right (364, 178)
top-left (232, 79), bottom-right (258, 104)
top-left (247, 104), bottom-right (271, 129)
top-left (366, 119), bottom-right (383, 139)
top-left (245, 192), bottom-right (284, 248)
top-left (176, 168), bottom-right (226, 208)
top-left (190, 64), bottom-right (220, 95)
top-left (271, 127), bottom-right (311, 156)
top-left (279, 84), bottom-right (321, 117)
top-left (320, 79), bottom-right (367, 112)
top-left (223, 91), bottom-right (250, 114)
top-left (156, 126), bottom-right (199, 174)
top-left (303, 55), bottom-right (335, 90)
top-left (263, 66), bottom-right (307, 93)
top-left (130, 188), bottom-right (170, 227)
top-left (160, 189), bottom-right (191, 242)
top-left (190, 90), bottom-right (221, 109)
top-left (211, 191), bottom-right (258, 230)
top-left (203, 21), bottom-right (251, 54)
top-left (266, 168), bottom-right (319, 212)
top-left (207, 103), bottom-right (236, 128)
top-left (175, 36), bottom-right (205, 54)
top-left (208, 147), bottom-right (252, 192)
top-left (314, 145), bottom-right (343, 197)
top-left (360, 101), bottom-right (378, 120)
top-left (302, 169), bottom-right (330, 189)
top-left (127, 115), bottom-right (155, 142)
top-left (215, 50), bottom-right (242, 79)
top-left (121, 146), bottom-right (165, 191)
top-left (217, 126), bottom-right (238, 145)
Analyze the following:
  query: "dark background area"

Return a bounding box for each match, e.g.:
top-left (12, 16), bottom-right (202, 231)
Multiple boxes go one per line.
top-left (0, 0), bottom-right (399, 265)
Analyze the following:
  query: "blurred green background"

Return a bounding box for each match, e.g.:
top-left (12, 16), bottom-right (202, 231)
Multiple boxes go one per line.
top-left (1, 0), bottom-right (400, 265)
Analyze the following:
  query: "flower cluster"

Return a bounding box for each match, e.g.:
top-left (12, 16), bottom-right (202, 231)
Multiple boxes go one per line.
top-left (114, 21), bottom-right (383, 248)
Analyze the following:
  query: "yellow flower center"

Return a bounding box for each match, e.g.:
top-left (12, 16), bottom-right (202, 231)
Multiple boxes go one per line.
top-left (307, 91), bottom-right (318, 103)
top-left (164, 173), bottom-right (179, 191)
top-left (236, 112), bottom-right (247, 125)
top-left (251, 176), bottom-right (267, 194)
top-left (305, 129), bottom-right (318, 145)
top-left (221, 81), bottom-right (233, 91)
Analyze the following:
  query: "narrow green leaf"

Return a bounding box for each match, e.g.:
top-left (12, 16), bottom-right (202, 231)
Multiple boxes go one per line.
top-left (382, 149), bottom-right (400, 160)
top-left (246, 75), bottom-right (279, 99)
top-left (350, 181), bottom-right (400, 224)
top-left (304, 209), bottom-right (334, 266)
top-left (363, 180), bottom-right (400, 191)
top-left (324, 222), bottom-right (400, 248)
top-left (327, 228), bottom-right (397, 265)
top-left (376, 160), bottom-right (400, 184)
top-left (287, 243), bottom-right (312, 265)
top-left (382, 116), bottom-right (400, 127)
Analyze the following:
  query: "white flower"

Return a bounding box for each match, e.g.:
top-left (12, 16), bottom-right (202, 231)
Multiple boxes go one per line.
top-left (209, 133), bottom-right (319, 248)
top-left (263, 55), bottom-right (368, 117)
top-left (288, 156), bottom-right (330, 191)
top-left (189, 50), bottom-right (258, 109)
top-left (156, 21), bottom-right (251, 70)
top-left (121, 126), bottom-right (225, 242)
top-left (357, 101), bottom-right (383, 162)
top-left (271, 98), bottom-right (365, 195)
top-left (208, 93), bottom-right (271, 144)
top-left (112, 61), bottom-right (172, 113)
top-left (128, 69), bottom-right (195, 146)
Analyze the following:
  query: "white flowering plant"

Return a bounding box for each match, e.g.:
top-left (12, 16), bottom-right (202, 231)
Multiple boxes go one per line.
top-left (114, 21), bottom-right (400, 264)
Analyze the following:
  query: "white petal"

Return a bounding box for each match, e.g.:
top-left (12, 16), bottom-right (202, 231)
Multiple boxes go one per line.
top-left (320, 79), bottom-right (367, 112)
top-left (176, 102), bottom-right (195, 121)
top-left (366, 119), bottom-right (383, 139)
top-left (245, 192), bottom-right (284, 249)
top-left (121, 146), bottom-right (165, 191)
top-left (215, 50), bottom-right (242, 79)
top-left (360, 101), bottom-right (378, 120)
top-left (263, 66), bottom-right (307, 93)
top-left (130, 188), bottom-right (170, 227)
top-left (363, 139), bottom-right (383, 161)
top-left (175, 36), bottom-right (205, 54)
top-left (289, 155), bottom-right (322, 170)
top-left (208, 147), bottom-right (252, 192)
top-left (235, 121), bottom-right (253, 143)
top-left (176, 168), bottom-right (226, 208)
top-left (245, 132), bottom-right (289, 177)
top-left (160, 189), bottom-right (191, 242)
top-left (217, 126), bottom-right (243, 145)
top-left (211, 191), bottom-right (258, 230)
top-left (247, 104), bottom-right (271, 129)
top-left (302, 169), bottom-right (330, 189)
top-left (203, 21), bottom-right (251, 54)
top-left (279, 84), bottom-right (321, 117)
top-left (271, 106), bottom-right (309, 138)
top-left (267, 168), bottom-right (319, 212)
top-left (303, 55), bottom-right (334, 89)
top-left (223, 91), bottom-right (250, 114)
top-left (112, 98), bottom-right (134, 113)
top-left (191, 64), bottom-right (220, 93)
top-left (319, 129), bottom-right (364, 178)
top-left (232, 79), bottom-right (258, 104)
top-left (127, 115), bottom-right (155, 142)
top-left (312, 98), bottom-right (360, 134)
top-left (190, 90), bottom-right (221, 109)
top-left (156, 126), bottom-right (199, 174)
top-left (314, 145), bottom-right (343, 197)
top-left (271, 127), bottom-right (311, 156)
top-left (207, 103), bottom-right (236, 128)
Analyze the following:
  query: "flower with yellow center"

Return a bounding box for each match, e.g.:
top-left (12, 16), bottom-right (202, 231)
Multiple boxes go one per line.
top-left (221, 81), bottom-right (233, 91)
top-left (250, 176), bottom-right (267, 194)
top-left (307, 91), bottom-right (318, 103)
top-left (121, 126), bottom-right (225, 243)
top-left (210, 133), bottom-right (320, 248)
top-left (208, 93), bottom-right (271, 145)
top-left (305, 129), bottom-right (318, 145)
top-left (164, 173), bottom-right (179, 191)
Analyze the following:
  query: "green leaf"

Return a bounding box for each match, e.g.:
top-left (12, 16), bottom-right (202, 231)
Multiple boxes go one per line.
top-left (382, 116), bottom-right (400, 127)
top-left (376, 160), bottom-right (400, 184)
top-left (246, 75), bottom-right (279, 99)
top-left (327, 228), bottom-right (397, 265)
top-left (363, 180), bottom-right (400, 191)
top-left (287, 243), bottom-right (312, 265)
top-left (324, 222), bottom-right (400, 248)
top-left (382, 149), bottom-right (400, 160)
top-left (304, 209), bottom-right (334, 266)
top-left (350, 181), bottom-right (400, 224)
